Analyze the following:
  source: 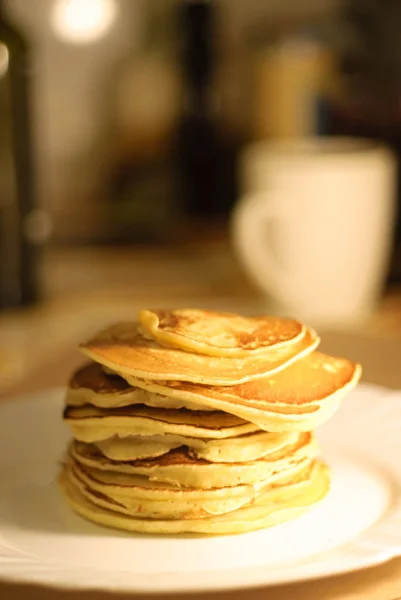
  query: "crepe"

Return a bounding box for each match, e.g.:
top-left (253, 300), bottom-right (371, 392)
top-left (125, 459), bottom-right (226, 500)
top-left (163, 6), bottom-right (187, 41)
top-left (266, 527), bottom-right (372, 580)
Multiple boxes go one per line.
top-left (63, 404), bottom-right (260, 443)
top-left (94, 430), bottom-right (299, 463)
top-left (59, 460), bottom-right (330, 534)
top-left (70, 432), bottom-right (317, 488)
top-left (125, 352), bottom-right (361, 432)
top-left (138, 308), bottom-right (306, 357)
top-left (80, 323), bottom-right (319, 385)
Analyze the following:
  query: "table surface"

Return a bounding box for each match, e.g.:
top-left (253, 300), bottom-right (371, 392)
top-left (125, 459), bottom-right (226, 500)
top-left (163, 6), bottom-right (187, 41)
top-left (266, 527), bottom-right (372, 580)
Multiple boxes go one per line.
top-left (1, 244), bottom-right (401, 600)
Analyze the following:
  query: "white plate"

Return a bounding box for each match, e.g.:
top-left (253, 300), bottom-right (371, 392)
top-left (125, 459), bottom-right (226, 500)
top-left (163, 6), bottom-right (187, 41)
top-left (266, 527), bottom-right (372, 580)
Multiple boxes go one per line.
top-left (0, 383), bottom-right (401, 594)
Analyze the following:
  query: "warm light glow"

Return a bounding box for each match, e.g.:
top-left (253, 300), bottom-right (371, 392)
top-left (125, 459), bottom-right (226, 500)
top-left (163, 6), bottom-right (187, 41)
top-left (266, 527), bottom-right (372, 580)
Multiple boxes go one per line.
top-left (51, 0), bottom-right (118, 44)
top-left (0, 43), bottom-right (9, 78)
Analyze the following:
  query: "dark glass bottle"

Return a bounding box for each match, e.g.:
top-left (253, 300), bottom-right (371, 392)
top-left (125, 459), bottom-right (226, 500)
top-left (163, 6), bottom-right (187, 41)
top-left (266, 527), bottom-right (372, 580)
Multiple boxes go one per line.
top-left (0, 0), bottom-right (38, 307)
top-left (331, 0), bottom-right (401, 282)
top-left (175, 0), bottom-right (239, 220)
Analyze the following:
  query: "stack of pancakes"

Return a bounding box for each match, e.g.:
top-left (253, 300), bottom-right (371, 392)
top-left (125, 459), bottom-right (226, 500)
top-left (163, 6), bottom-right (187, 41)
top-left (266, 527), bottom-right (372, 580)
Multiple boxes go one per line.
top-left (59, 308), bottom-right (361, 534)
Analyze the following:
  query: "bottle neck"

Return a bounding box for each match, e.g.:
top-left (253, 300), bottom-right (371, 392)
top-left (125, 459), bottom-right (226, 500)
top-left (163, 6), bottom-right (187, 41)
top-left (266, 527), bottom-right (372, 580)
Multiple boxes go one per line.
top-left (180, 1), bottom-right (215, 114)
top-left (0, 2), bottom-right (9, 27)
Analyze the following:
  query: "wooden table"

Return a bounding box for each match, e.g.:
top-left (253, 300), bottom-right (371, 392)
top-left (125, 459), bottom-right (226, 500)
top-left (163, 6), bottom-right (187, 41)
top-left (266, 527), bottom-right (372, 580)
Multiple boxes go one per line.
top-left (1, 245), bottom-right (401, 599)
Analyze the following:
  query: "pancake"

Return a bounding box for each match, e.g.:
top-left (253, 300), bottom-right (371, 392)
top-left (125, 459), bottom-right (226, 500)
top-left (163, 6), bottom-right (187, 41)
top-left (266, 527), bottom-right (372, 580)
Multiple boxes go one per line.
top-left (66, 460), bottom-right (301, 519)
top-left (70, 432), bottom-right (317, 488)
top-left (63, 404), bottom-right (260, 443)
top-left (67, 466), bottom-right (255, 519)
top-left (64, 458), bottom-right (311, 519)
top-left (80, 323), bottom-right (319, 385)
top-left (95, 436), bottom-right (180, 460)
top-left (138, 308), bottom-right (306, 357)
top-left (58, 307), bottom-right (360, 536)
top-left (126, 352), bottom-right (361, 432)
top-left (59, 460), bottom-right (330, 534)
top-left (94, 430), bottom-right (299, 463)
top-left (66, 362), bottom-right (212, 411)
top-left (69, 460), bottom-right (263, 498)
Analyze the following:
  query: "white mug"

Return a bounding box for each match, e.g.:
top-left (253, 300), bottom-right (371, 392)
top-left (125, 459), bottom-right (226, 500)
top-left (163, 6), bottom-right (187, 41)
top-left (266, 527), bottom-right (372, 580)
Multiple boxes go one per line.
top-left (232, 137), bottom-right (397, 326)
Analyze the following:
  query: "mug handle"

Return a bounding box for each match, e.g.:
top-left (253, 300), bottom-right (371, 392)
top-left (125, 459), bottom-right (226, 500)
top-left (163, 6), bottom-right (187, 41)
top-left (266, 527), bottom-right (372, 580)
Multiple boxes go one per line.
top-left (231, 191), bottom-right (295, 307)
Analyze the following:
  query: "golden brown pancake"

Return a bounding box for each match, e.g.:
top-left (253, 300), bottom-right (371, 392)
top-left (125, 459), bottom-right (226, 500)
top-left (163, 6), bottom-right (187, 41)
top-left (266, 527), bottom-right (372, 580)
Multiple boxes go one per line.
top-left (66, 362), bottom-right (212, 411)
top-left (138, 308), bottom-right (305, 357)
top-left (80, 323), bottom-right (319, 385)
top-left (57, 308), bottom-right (362, 536)
top-left (71, 362), bottom-right (129, 393)
top-left (66, 461), bottom-right (258, 519)
top-left (70, 432), bottom-right (317, 488)
top-left (64, 458), bottom-right (313, 520)
top-left (69, 460), bottom-right (263, 499)
top-left (59, 460), bottom-right (330, 534)
top-left (93, 430), bottom-right (299, 463)
top-left (63, 403), bottom-right (260, 442)
top-left (125, 352), bottom-right (361, 432)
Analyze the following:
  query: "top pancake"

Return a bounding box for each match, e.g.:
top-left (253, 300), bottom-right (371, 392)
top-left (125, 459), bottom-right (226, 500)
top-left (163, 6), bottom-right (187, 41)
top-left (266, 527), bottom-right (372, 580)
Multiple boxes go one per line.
top-left (80, 322), bottom-right (318, 385)
top-left (138, 309), bottom-right (305, 357)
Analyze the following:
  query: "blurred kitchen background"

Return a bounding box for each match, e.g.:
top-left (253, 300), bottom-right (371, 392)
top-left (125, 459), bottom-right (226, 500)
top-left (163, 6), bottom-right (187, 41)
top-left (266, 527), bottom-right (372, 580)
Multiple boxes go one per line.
top-left (1, 0), bottom-right (401, 390)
